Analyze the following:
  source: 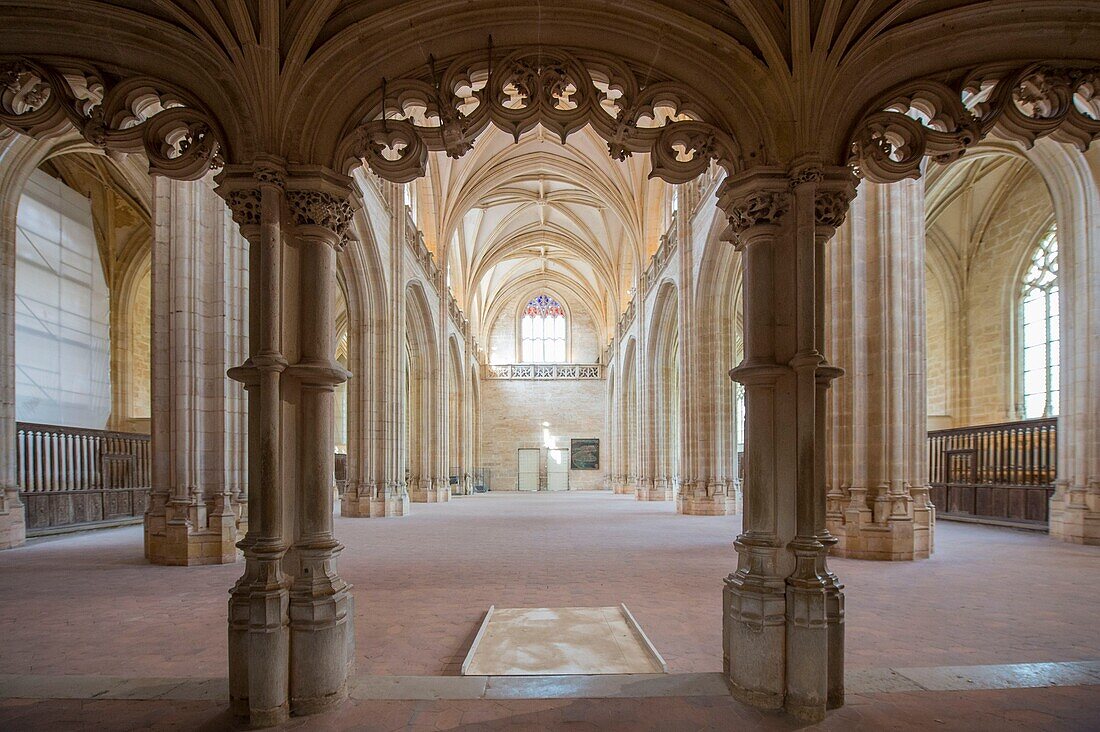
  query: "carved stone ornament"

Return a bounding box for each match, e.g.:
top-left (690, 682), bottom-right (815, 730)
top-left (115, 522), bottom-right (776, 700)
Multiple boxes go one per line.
top-left (725, 190), bottom-right (791, 237)
top-left (336, 46), bottom-right (743, 185)
top-left (849, 62), bottom-right (1100, 183)
top-left (0, 58), bottom-right (226, 181)
top-left (814, 190), bottom-right (853, 231)
top-left (224, 189), bottom-right (261, 228)
top-left (285, 190), bottom-right (355, 243)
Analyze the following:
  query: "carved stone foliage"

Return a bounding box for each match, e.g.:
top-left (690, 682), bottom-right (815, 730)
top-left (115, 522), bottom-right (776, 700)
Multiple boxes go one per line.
top-left (814, 190), bottom-right (853, 231)
top-left (724, 191), bottom-right (791, 237)
top-left (286, 190), bottom-right (355, 244)
top-left (0, 58), bottom-right (225, 180)
top-left (337, 47), bottom-right (742, 185)
top-left (223, 189), bottom-right (260, 228)
top-left (849, 63), bottom-right (1100, 183)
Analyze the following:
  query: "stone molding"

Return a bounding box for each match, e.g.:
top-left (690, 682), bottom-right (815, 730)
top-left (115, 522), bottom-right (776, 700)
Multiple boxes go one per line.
top-left (336, 46), bottom-right (741, 185)
top-left (0, 58), bottom-right (225, 180)
top-left (849, 63), bottom-right (1100, 184)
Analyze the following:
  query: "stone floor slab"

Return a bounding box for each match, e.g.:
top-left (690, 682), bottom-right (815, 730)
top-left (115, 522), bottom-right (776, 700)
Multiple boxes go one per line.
top-left (893, 660), bottom-right (1100, 692)
top-left (462, 605), bottom-right (666, 675)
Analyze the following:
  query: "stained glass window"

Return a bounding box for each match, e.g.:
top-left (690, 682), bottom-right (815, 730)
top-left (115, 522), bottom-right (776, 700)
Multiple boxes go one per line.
top-left (1021, 225), bottom-right (1059, 418)
top-left (521, 294), bottom-right (566, 363)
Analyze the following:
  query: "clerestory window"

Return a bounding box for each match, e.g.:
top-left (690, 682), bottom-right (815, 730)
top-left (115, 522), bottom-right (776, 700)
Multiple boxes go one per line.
top-left (521, 294), bottom-right (567, 363)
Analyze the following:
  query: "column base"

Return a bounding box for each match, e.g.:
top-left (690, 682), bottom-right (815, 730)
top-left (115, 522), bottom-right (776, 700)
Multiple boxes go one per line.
top-left (612, 481), bottom-right (634, 495)
top-left (635, 487), bottom-right (673, 501)
top-left (408, 482), bottom-right (450, 503)
top-left (826, 487), bottom-right (934, 560)
top-left (677, 491), bottom-right (741, 515)
top-left (0, 488), bottom-right (26, 550)
top-left (342, 487), bottom-right (410, 518)
top-left (288, 559), bottom-right (355, 719)
top-left (1050, 483), bottom-right (1100, 545)
top-left (145, 508), bottom-right (240, 566)
top-left (723, 573), bottom-right (787, 711)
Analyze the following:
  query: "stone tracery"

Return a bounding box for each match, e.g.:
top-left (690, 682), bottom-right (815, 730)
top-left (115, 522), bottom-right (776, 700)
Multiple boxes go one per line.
top-left (850, 63), bottom-right (1100, 184)
top-left (339, 46), bottom-right (743, 186)
top-left (0, 58), bottom-right (226, 181)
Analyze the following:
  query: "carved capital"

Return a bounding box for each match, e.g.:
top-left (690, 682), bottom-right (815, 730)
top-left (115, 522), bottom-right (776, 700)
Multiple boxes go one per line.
top-left (814, 189), bottom-right (853, 231)
top-left (725, 190), bottom-right (791, 237)
top-left (285, 189), bottom-right (355, 244)
top-left (223, 188), bottom-right (261, 228)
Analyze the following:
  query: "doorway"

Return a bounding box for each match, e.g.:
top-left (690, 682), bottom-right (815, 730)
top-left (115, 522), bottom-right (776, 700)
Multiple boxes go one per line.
top-left (517, 448), bottom-right (540, 491)
top-left (547, 449), bottom-right (570, 491)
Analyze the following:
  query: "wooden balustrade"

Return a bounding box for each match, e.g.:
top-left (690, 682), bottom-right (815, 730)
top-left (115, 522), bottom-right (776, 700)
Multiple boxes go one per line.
top-left (928, 417), bottom-right (1057, 526)
top-left (16, 422), bottom-right (151, 534)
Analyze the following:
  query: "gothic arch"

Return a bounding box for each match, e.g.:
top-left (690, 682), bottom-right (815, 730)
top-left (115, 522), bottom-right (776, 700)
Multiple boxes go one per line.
top-left (339, 204), bottom-right (391, 503)
top-left (619, 336), bottom-right (638, 487)
top-left (404, 280), bottom-right (441, 501)
top-left (695, 207), bottom-right (743, 487)
top-left (645, 279), bottom-right (679, 497)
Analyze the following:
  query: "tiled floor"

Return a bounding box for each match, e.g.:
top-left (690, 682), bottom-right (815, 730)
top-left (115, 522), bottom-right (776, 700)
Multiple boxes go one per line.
top-left (3, 492), bottom-right (1099, 678)
top-left (2, 685), bottom-right (1099, 731)
top-left (1, 492), bottom-right (1099, 729)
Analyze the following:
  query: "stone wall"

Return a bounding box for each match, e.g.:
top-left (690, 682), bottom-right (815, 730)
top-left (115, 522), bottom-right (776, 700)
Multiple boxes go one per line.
top-left (927, 168), bottom-right (1054, 428)
top-left (479, 378), bottom-right (607, 491)
top-left (487, 291), bottom-right (601, 363)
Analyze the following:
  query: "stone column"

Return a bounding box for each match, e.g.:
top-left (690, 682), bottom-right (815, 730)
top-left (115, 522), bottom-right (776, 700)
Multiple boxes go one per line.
top-left (824, 178), bottom-right (935, 560)
top-left (144, 174), bottom-right (248, 566)
top-left (0, 139), bottom-right (23, 548)
top-left (218, 161), bottom-right (355, 726)
top-left (721, 165), bottom-right (852, 722)
top-left (1049, 144), bottom-right (1100, 544)
top-left (341, 180), bottom-right (407, 518)
top-left (680, 189), bottom-right (739, 515)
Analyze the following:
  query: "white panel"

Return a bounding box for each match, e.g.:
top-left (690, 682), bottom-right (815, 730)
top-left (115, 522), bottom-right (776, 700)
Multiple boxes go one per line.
top-left (517, 448), bottom-right (540, 491)
top-left (546, 449), bottom-right (569, 491)
top-left (15, 169), bottom-right (111, 428)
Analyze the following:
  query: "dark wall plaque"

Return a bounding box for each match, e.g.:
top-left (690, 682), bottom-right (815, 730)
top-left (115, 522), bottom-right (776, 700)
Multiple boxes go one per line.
top-left (570, 438), bottom-right (599, 470)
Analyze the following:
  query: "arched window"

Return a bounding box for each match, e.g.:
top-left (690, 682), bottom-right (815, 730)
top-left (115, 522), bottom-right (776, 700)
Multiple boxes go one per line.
top-left (521, 294), bottom-right (566, 363)
top-left (1020, 225), bottom-right (1059, 418)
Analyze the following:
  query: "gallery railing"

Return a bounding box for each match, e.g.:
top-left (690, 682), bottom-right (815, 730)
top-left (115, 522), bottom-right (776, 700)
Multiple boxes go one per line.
top-left (16, 422), bottom-right (151, 534)
top-left (927, 417), bottom-right (1057, 526)
top-left (483, 363), bottom-right (603, 380)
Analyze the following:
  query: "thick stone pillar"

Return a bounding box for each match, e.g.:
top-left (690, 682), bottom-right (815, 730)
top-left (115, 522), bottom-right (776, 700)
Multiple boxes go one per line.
top-left (824, 179), bottom-right (934, 560)
top-left (0, 153), bottom-right (22, 548)
top-left (1049, 144), bottom-right (1100, 544)
top-left (679, 187), bottom-right (740, 516)
top-left (341, 179), bottom-right (407, 518)
top-left (721, 165), bottom-right (851, 722)
top-left (219, 161), bottom-right (355, 726)
top-left (144, 175), bottom-right (248, 566)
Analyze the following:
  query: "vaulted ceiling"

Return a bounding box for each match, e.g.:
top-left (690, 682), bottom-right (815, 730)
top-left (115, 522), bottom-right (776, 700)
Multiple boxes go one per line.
top-left (416, 125), bottom-right (669, 345)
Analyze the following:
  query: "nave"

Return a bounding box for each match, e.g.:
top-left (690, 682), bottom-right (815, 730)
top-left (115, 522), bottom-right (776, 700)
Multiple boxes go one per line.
top-left (1, 492), bottom-right (1098, 729)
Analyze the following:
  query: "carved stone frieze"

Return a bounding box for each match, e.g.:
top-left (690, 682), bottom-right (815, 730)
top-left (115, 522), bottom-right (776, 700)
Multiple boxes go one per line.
top-left (849, 63), bottom-right (1100, 183)
top-left (0, 58), bottom-right (226, 181)
top-left (336, 46), bottom-right (743, 185)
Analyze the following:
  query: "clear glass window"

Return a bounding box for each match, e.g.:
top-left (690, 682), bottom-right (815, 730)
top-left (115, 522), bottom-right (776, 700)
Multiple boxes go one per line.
top-left (1021, 226), bottom-right (1059, 418)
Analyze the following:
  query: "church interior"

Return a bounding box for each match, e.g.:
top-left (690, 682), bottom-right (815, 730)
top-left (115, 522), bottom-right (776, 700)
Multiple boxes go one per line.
top-left (0, 2), bottom-right (1099, 730)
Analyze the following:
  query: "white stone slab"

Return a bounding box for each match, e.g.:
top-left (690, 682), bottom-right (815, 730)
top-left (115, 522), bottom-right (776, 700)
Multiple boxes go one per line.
top-left (461, 605), bottom-right (667, 676)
